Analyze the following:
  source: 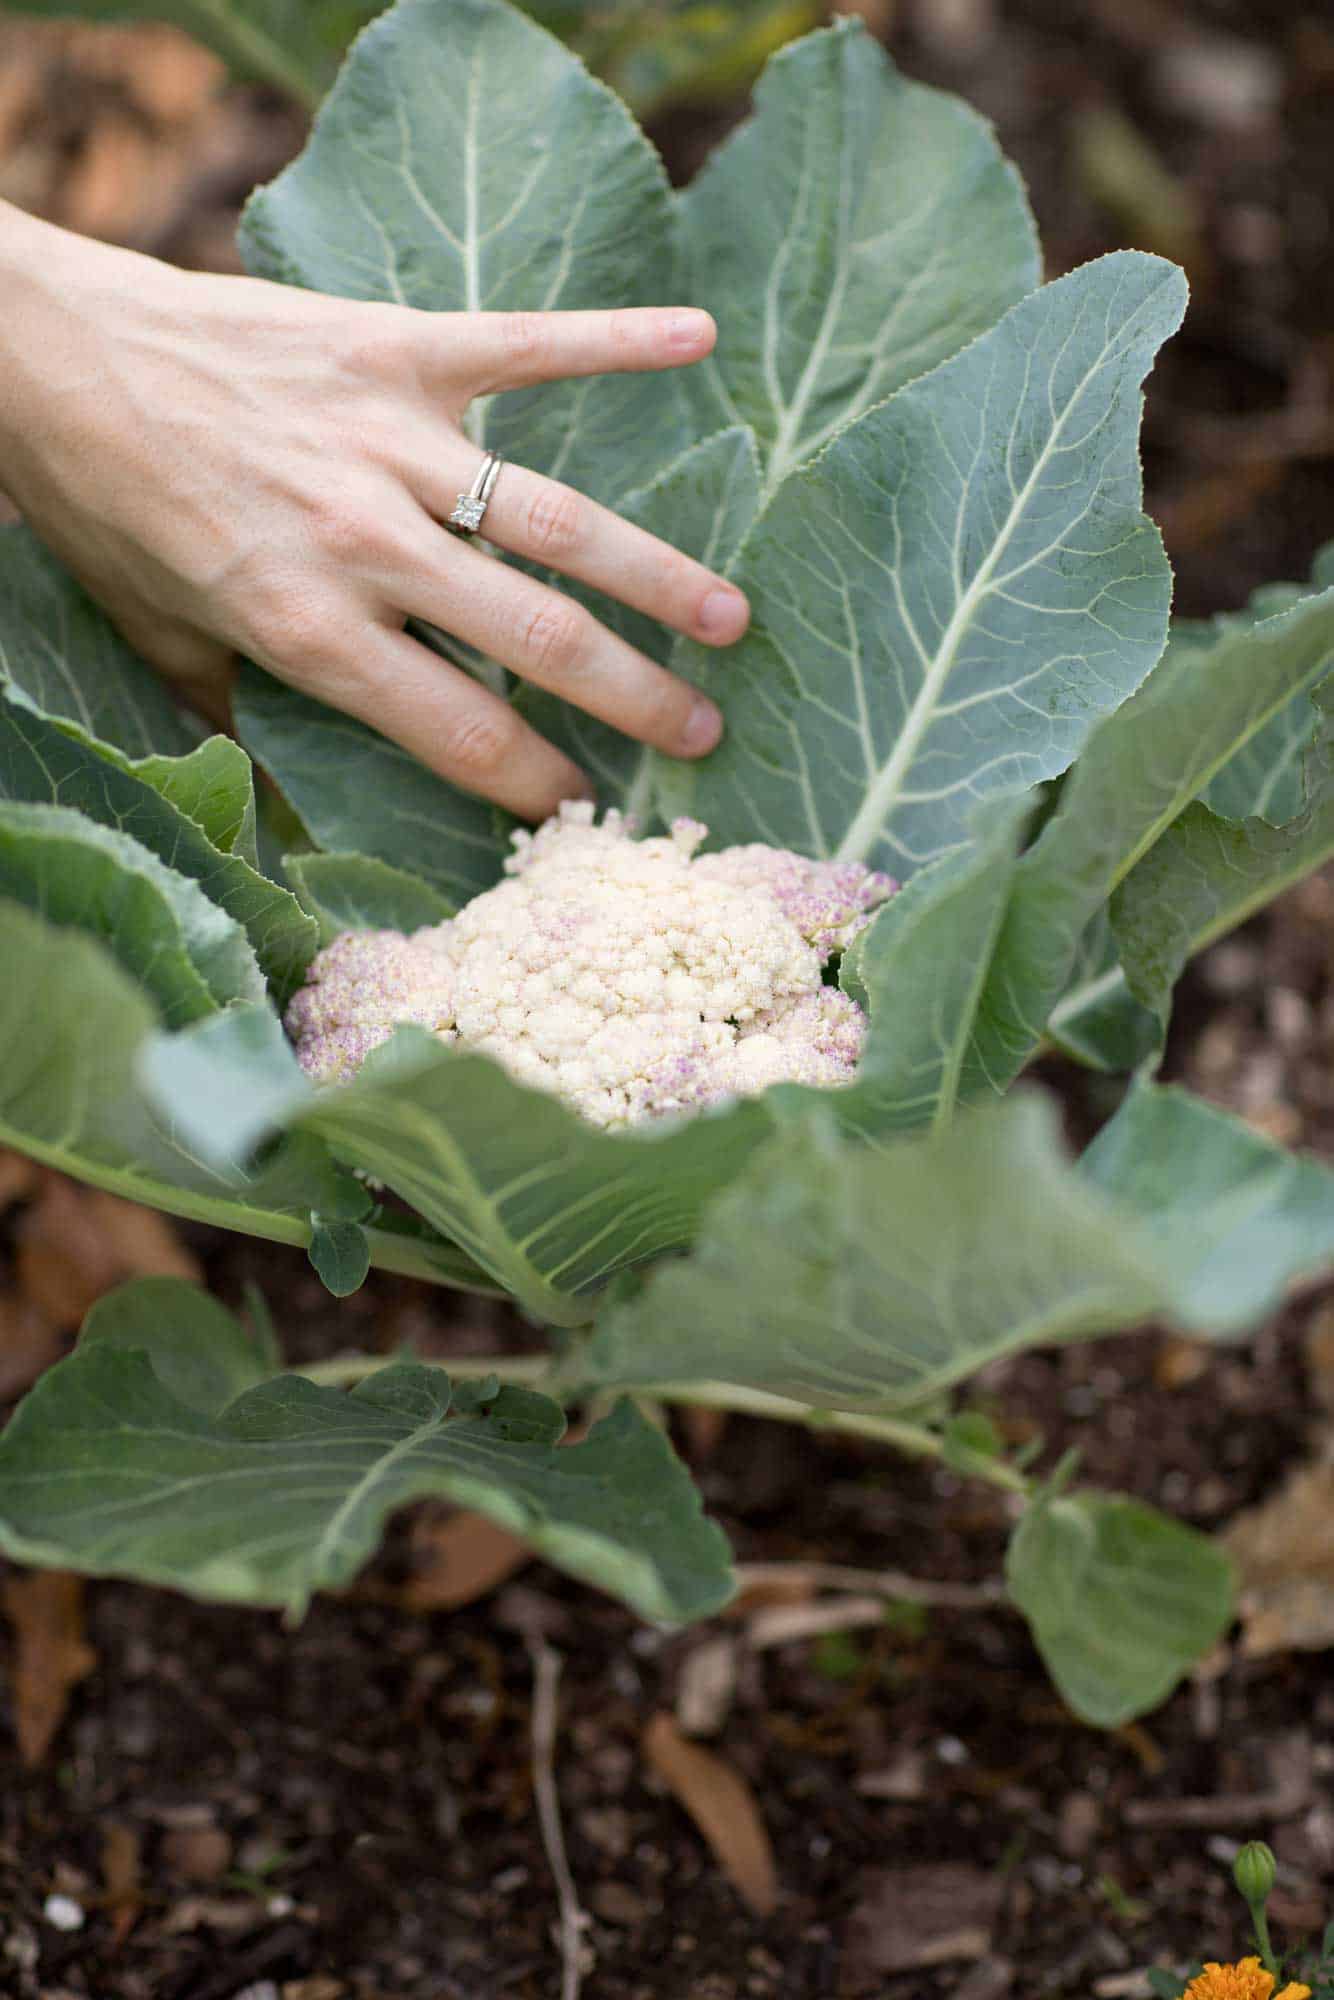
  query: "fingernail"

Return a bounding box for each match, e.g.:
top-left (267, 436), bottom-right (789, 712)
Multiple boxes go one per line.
top-left (680, 697), bottom-right (723, 756)
top-left (697, 584), bottom-right (748, 640)
top-left (667, 310), bottom-right (714, 350)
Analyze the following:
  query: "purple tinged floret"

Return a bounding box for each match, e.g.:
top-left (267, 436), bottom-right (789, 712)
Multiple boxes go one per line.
top-left (283, 804), bottom-right (898, 1123)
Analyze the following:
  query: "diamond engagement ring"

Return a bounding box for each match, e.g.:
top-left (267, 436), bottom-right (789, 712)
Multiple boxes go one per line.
top-left (446, 450), bottom-right (504, 538)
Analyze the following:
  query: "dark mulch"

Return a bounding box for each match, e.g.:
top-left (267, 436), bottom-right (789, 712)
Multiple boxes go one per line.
top-left (2, 1), bottom-right (1334, 1995)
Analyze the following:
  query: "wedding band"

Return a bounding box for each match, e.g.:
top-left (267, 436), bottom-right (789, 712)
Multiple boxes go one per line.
top-left (447, 450), bottom-right (504, 538)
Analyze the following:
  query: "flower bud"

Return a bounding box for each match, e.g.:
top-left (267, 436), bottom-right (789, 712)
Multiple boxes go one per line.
top-left (1233, 1840), bottom-right (1277, 1907)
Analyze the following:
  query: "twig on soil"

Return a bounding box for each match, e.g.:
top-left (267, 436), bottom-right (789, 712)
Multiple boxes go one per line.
top-left (526, 1636), bottom-right (592, 2000)
top-left (735, 1560), bottom-right (1007, 1611)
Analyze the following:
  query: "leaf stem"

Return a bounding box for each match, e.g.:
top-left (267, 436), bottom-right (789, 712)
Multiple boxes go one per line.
top-left (297, 1353), bottom-right (1031, 1496)
top-left (302, 1351), bottom-right (551, 1388)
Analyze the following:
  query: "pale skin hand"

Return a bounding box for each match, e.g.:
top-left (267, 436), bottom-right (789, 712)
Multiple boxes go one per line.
top-left (0, 200), bottom-right (749, 819)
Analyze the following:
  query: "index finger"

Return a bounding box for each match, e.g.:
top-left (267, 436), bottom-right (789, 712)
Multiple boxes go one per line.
top-left (427, 307), bottom-right (717, 394)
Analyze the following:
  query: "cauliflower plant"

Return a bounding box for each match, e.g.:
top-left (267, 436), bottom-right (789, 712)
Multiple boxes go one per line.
top-left (286, 805), bottom-right (895, 1128)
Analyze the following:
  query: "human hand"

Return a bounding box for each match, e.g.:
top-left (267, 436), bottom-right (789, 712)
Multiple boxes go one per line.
top-left (0, 203), bottom-right (748, 818)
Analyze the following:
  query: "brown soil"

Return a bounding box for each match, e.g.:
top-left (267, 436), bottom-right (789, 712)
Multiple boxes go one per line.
top-left (2, 4), bottom-right (1334, 1997)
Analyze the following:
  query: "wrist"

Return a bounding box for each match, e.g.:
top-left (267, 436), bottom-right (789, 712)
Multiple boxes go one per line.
top-left (0, 203), bottom-right (126, 487)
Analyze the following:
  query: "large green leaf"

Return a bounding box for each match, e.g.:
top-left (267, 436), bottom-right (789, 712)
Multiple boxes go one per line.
top-left (0, 700), bottom-right (316, 1004)
top-left (235, 667), bottom-right (511, 906)
top-left (584, 1084), bottom-right (1334, 1411)
top-left (0, 901), bottom-right (492, 1291)
top-left (687, 253), bottom-right (1186, 875)
top-left (239, 0), bottom-right (686, 502)
top-left (80, 1277), bottom-right (278, 1415)
top-left (0, 1286), bottom-right (733, 1623)
top-left (0, 524), bottom-right (196, 759)
top-left (1, 0), bottom-right (385, 106)
top-left (143, 1013), bottom-right (778, 1326)
top-left (1112, 677), bottom-right (1334, 1032)
top-left (0, 800), bottom-right (263, 1024)
top-left (1006, 1489), bottom-right (1234, 1726)
top-left (1082, 1078), bottom-right (1334, 1328)
top-left (836, 796), bottom-right (1029, 1136)
top-left (972, 576), bottom-right (1334, 1086)
top-left (678, 20), bottom-right (1039, 497)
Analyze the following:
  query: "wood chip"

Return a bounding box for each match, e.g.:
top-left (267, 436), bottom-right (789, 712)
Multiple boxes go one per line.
top-left (1, 1570), bottom-right (97, 1767)
top-left (642, 1711), bottom-right (777, 1916)
top-left (100, 1822), bottom-right (143, 1946)
top-left (675, 1636), bottom-right (737, 1738)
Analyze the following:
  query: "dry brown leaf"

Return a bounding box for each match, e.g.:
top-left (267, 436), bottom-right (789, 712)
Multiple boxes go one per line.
top-left (16, 1175), bottom-right (199, 1331)
top-left (0, 1150), bottom-right (40, 1212)
top-left (642, 1710), bottom-right (777, 1916)
top-left (0, 1292), bottom-right (65, 1402)
top-left (1, 1570), bottom-right (97, 1767)
top-left (85, 1191), bottom-right (201, 1282)
top-left (120, 26), bottom-right (223, 125)
top-left (399, 1512), bottom-right (531, 1612)
top-left (844, 1862), bottom-right (1001, 1977)
top-left (1226, 1459), bottom-right (1334, 1656)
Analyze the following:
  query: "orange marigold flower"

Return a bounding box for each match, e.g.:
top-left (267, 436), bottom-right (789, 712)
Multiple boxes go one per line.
top-left (1181, 1959), bottom-right (1311, 2000)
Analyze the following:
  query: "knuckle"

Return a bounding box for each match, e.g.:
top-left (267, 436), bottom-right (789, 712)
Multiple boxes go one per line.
top-left (521, 600), bottom-right (586, 678)
top-left (646, 675), bottom-right (694, 742)
top-left (446, 704), bottom-right (518, 778)
top-left (241, 564), bottom-right (338, 670)
top-left (499, 310), bottom-right (547, 367)
top-left (259, 595), bottom-right (340, 672)
top-left (339, 307), bottom-right (412, 379)
top-left (606, 307), bottom-right (639, 352)
top-left (307, 493), bottom-right (374, 566)
top-left (525, 483), bottom-right (584, 560)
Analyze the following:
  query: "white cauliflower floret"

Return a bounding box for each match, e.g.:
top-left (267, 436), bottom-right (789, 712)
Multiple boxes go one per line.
top-left (286, 803), bottom-right (896, 1126)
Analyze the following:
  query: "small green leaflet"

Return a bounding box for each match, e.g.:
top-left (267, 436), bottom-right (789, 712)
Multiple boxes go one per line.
top-left (285, 850), bottom-right (455, 942)
top-left (308, 1215), bottom-right (372, 1296)
top-left (0, 1282), bottom-right (734, 1624)
top-left (1006, 1488), bottom-right (1234, 1727)
top-left (688, 253), bottom-right (1186, 875)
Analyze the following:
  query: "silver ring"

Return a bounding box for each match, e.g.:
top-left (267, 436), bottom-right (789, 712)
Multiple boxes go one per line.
top-left (446, 450), bottom-right (504, 539)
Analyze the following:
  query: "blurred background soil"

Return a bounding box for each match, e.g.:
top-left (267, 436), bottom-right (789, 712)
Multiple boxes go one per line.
top-left (1, 3), bottom-right (1333, 1996)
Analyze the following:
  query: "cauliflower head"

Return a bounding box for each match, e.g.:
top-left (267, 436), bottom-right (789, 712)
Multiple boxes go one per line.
top-left (287, 804), bottom-right (895, 1128)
